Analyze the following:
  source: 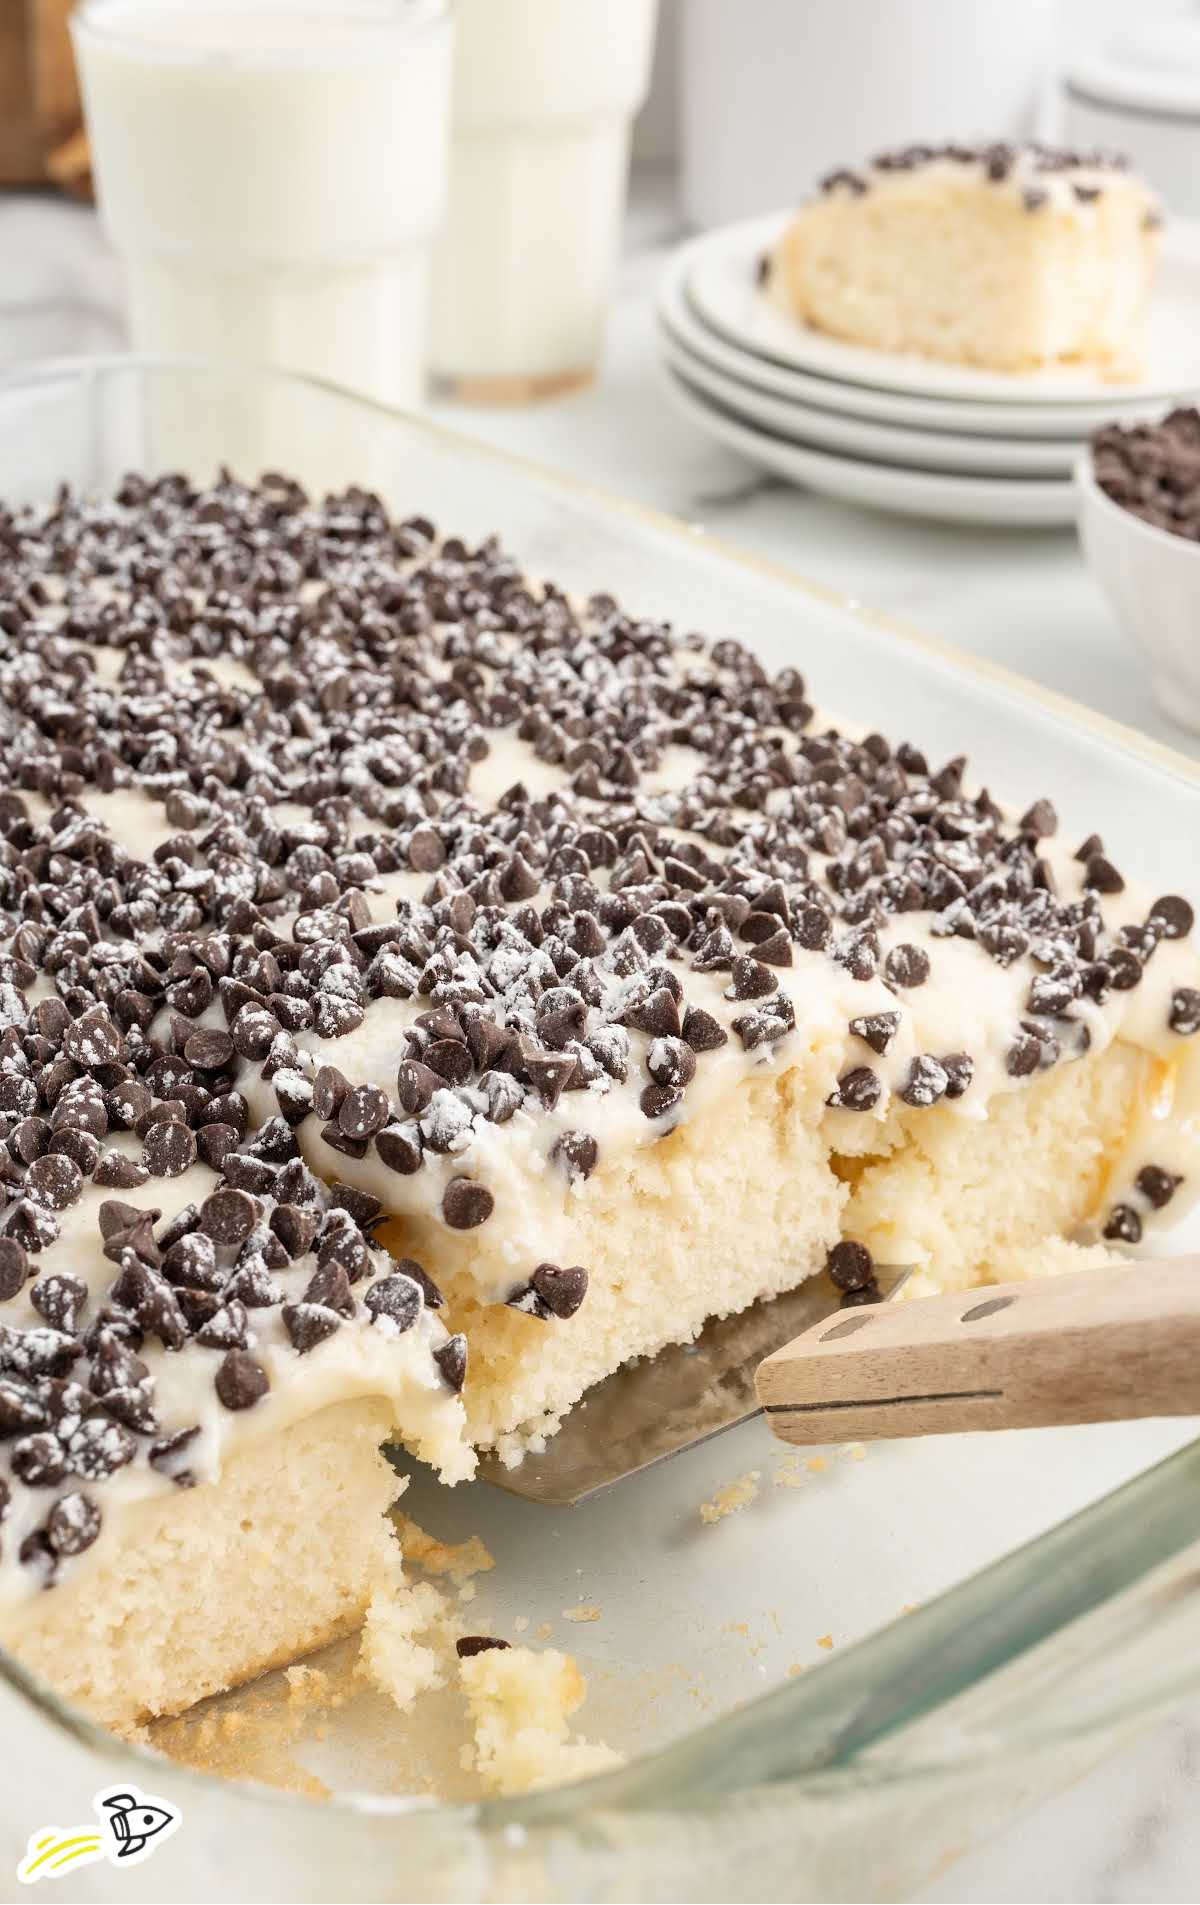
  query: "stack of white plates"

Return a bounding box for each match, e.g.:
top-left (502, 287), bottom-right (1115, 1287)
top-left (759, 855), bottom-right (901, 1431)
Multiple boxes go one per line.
top-left (657, 212), bottom-right (1200, 527)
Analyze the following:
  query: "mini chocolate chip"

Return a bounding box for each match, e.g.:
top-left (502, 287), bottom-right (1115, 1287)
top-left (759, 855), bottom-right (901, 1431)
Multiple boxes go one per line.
top-left (45, 1490), bottom-right (101, 1557)
top-left (1169, 988), bottom-right (1200, 1035)
top-left (531, 1262), bottom-right (589, 1318)
top-left (214, 1348), bottom-right (269, 1410)
top-left (726, 956), bottom-right (777, 1002)
top-left (883, 944), bottom-right (930, 989)
top-left (1136, 1164), bottom-right (1183, 1209)
top-left (425, 1038), bottom-right (474, 1085)
top-left (142, 1119), bottom-right (197, 1178)
top-left (457, 1636), bottom-right (510, 1658)
top-left (30, 1274), bottom-right (87, 1333)
top-left (1006, 1032), bottom-right (1043, 1077)
top-left (396, 1059), bottom-right (439, 1115)
top-left (283, 1302), bottom-right (342, 1354)
top-left (149, 1425), bottom-right (201, 1486)
top-left (434, 1333), bottom-right (467, 1392)
top-left (10, 1118), bottom-right (48, 1165)
top-left (899, 1055), bottom-right (949, 1107)
top-left (753, 927), bottom-right (793, 967)
top-left (624, 986), bottom-right (681, 1039)
top-left (184, 1028), bottom-right (236, 1071)
top-left (551, 1130), bottom-right (599, 1183)
top-left (66, 1415), bottom-right (136, 1480)
top-left (646, 1037), bottom-right (696, 1088)
top-left (312, 1065), bottom-right (350, 1121)
top-left (272, 1203), bottom-right (319, 1259)
top-left (443, 1177), bottom-right (494, 1230)
top-left (199, 1187), bottom-right (257, 1245)
top-left (681, 1006), bottom-right (728, 1053)
top-left (25, 1152), bottom-right (84, 1212)
top-left (62, 1005), bottom-right (123, 1069)
top-left (848, 1011), bottom-right (900, 1056)
top-left (376, 1123), bottom-right (423, 1174)
top-left (365, 1274), bottom-right (422, 1333)
top-left (11, 1431), bottom-right (68, 1486)
top-left (795, 906), bottom-right (833, 952)
top-left (640, 1081), bottom-right (683, 1119)
top-left (338, 1084), bottom-right (390, 1140)
top-left (304, 1260), bottom-right (355, 1316)
top-left (826, 1240), bottom-right (874, 1292)
top-left (0, 1239), bottom-right (28, 1299)
top-left (0, 1377), bottom-right (44, 1434)
top-left (195, 1121), bottom-right (237, 1170)
top-left (1150, 895), bottom-right (1195, 940)
top-left (941, 1052), bottom-right (975, 1099)
top-left (1102, 1203), bottom-right (1143, 1244)
top-left (827, 1066), bottom-right (881, 1112)
top-left (48, 1126), bottom-right (100, 1178)
top-left (1019, 799), bottom-right (1058, 838)
top-left (1084, 854), bottom-right (1124, 895)
top-left (196, 1301), bottom-right (249, 1350)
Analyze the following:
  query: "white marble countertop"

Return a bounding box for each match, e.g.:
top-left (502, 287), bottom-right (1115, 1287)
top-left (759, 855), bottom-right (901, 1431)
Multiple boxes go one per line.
top-left (2, 166), bottom-right (1199, 1903)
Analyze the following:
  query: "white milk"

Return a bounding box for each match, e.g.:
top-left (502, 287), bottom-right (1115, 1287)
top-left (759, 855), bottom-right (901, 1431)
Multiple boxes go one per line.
top-left (73, 0), bottom-right (454, 409)
top-left (431, 0), bottom-right (658, 399)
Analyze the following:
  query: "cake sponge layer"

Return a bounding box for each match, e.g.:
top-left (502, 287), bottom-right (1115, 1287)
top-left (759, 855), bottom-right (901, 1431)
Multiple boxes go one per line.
top-left (4, 1396), bottom-right (404, 1731)
top-left (376, 1038), bottom-right (1155, 1459)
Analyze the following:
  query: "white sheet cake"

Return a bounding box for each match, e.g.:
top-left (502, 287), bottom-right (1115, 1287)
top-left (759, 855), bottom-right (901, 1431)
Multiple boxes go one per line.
top-left (0, 471), bottom-right (1197, 1730)
top-left (770, 142), bottom-right (1161, 373)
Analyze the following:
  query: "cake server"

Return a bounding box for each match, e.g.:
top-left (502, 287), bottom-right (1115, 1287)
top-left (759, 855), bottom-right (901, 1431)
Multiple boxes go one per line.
top-left (757, 1255), bottom-right (1200, 1446)
top-left (478, 1263), bottom-right (913, 1505)
top-left (481, 1256), bottom-right (1200, 1505)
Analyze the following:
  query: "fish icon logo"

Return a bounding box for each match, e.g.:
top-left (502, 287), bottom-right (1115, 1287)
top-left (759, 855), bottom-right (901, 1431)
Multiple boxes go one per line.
top-left (17, 1783), bottom-right (181, 1884)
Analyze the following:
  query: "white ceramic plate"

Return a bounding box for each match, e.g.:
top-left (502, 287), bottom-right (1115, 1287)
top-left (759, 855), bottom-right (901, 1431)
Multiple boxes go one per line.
top-left (657, 250), bottom-right (1162, 440)
top-left (664, 366), bottom-right (1076, 527)
top-left (685, 211), bottom-right (1200, 407)
top-left (659, 329), bottom-right (1078, 477)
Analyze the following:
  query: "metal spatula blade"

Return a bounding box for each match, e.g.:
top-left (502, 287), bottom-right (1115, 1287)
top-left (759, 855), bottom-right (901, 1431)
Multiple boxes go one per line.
top-left (478, 1265), bottom-right (912, 1506)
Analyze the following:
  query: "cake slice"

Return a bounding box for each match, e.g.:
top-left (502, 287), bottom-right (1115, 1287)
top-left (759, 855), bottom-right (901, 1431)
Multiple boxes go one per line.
top-left (769, 141), bottom-right (1161, 373)
top-left (0, 1149), bottom-right (472, 1732)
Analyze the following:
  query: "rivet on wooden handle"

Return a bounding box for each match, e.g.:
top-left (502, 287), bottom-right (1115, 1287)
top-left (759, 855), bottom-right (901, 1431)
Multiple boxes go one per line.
top-left (754, 1257), bottom-right (1200, 1445)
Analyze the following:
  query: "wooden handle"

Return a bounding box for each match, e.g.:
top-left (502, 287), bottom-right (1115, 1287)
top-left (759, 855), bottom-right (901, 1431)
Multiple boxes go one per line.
top-left (755, 1257), bottom-right (1200, 1445)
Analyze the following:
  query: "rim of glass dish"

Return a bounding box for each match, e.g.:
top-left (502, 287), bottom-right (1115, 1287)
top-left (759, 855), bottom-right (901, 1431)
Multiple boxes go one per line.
top-left (2, 351), bottom-right (1200, 1838)
top-left (72, 0), bottom-right (451, 63)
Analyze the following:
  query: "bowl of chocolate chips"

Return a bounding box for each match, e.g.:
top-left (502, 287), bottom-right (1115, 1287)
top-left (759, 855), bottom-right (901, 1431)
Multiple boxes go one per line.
top-left (1077, 406), bottom-right (1200, 733)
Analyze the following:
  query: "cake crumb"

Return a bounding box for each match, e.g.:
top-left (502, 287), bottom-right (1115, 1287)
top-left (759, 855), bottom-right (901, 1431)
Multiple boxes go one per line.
top-left (700, 1470), bottom-right (761, 1523)
top-left (816, 1634), bottom-right (834, 1650)
top-left (513, 1616), bottom-right (530, 1634)
top-left (394, 1515), bottom-right (495, 1583)
top-left (356, 1578), bottom-right (455, 1711)
top-left (806, 1456), bottom-right (827, 1473)
top-left (787, 1663), bottom-right (805, 1678)
top-left (458, 1646), bottom-right (623, 1797)
top-left (562, 1605), bottom-right (601, 1624)
top-left (535, 1622), bottom-right (553, 1642)
top-left (842, 1444), bottom-right (867, 1462)
top-left (458, 1582), bottom-right (477, 1604)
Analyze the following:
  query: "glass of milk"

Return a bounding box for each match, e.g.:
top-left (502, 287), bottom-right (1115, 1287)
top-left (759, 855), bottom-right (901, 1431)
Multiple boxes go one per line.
top-left (72, 0), bottom-right (454, 410)
top-left (431, 0), bottom-right (658, 402)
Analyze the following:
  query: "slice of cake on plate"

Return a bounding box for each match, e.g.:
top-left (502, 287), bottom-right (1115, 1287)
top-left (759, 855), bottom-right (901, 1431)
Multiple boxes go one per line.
top-left (769, 142), bottom-right (1161, 374)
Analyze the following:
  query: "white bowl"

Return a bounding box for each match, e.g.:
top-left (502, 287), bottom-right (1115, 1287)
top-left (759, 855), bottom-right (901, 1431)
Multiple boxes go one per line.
top-left (1076, 450), bottom-right (1200, 735)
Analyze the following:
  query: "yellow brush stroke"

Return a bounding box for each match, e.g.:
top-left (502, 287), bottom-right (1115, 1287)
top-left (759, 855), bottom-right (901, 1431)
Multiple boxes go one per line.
top-left (19, 1832), bottom-right (103, 1880)
top-left (50, 1840), bottom-right (103, 1869)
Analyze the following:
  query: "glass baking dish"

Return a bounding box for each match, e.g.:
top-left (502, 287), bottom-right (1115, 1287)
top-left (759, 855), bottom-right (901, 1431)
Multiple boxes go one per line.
top-left (2, 355), bottom-right (1200, 1904)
